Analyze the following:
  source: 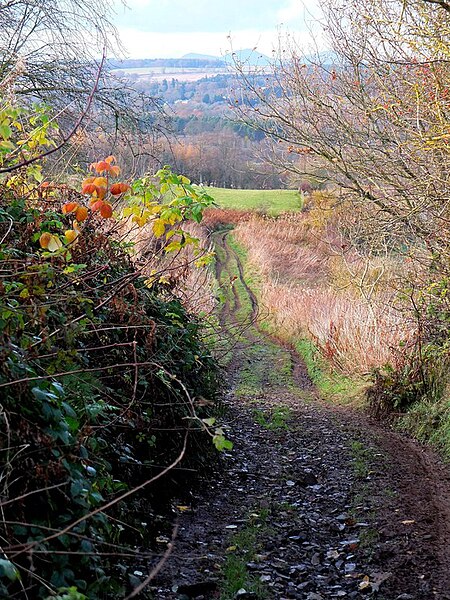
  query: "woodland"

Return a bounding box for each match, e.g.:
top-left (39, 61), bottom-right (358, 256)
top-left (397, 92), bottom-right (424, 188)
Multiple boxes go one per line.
top-left (0, 0), bottom-right (450, 599)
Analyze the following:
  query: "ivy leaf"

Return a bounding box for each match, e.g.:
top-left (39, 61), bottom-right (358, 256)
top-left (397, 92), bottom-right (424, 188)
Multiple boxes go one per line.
top-left (0, 559), bottom-right (20, 582)
top-left (32, 386), bottom-right (50, 402)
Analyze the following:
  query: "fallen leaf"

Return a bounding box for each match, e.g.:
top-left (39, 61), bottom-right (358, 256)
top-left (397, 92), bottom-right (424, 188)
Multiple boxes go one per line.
top-left (359, 575), bottom-right (370, 590)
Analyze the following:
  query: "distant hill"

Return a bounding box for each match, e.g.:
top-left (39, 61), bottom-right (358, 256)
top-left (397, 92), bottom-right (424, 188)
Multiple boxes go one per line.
top-left (182, 52), bottom-right (223, 61)
top-left (183, 49), bottom-right (272, 68)
top-left (109, 49), bottom-right (272, 72)
top-left (224, 48), bottom-right (272, 67)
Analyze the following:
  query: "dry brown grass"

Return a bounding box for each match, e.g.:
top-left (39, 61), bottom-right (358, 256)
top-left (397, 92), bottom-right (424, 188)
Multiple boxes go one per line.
top-left (234, 212), bottom-right (412, 374)
top-left (202, 207), bottom-right (253, 230)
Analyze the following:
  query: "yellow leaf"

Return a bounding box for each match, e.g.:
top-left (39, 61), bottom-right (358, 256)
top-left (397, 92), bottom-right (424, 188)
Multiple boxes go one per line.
top-left (168, 213), bottom-right (180, 225)
top-left (65, 229), bottom-right (78, 244)
top-left (132, 215), bottom-right (147, 227)
top-left (359, 576), bottom-right (370, 591)
top-left (165, 241), bottom-right (182, 253)
top-left (153, 219), bottom-right (166, 238)
top-left (46, 234), bottom-right (63, 252)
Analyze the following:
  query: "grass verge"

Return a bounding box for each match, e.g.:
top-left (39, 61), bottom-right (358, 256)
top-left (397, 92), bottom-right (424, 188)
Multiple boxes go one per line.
top-left (399, 398), bottom-right (450, 462)
top-left (294, 338), bottom-right (367, 406)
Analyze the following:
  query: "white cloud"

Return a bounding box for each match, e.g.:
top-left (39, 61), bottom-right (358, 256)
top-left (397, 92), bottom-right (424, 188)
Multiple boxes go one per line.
top-left (112, 0), bottom-right (324, 58)
top-left (116, 27), bottom-right (320, 59)
top-left (117, 29), bottom-right (258, 59)
top-left (277, 0), bottom-right (304, 24)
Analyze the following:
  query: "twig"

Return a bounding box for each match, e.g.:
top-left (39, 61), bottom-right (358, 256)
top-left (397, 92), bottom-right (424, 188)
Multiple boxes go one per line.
top-left (0, 482), bottom-right (67, 508)
top-left (0, 48), bottom-right (106, 174)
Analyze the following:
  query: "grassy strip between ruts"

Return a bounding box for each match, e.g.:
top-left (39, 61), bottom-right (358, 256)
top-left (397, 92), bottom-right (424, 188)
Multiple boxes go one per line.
top-left (220, 508), bottom-right (271, 599)
top-left (225, 232), bottom-right (368, 407)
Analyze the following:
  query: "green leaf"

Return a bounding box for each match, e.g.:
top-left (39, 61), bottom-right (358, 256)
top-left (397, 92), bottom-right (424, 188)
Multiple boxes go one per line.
top-left (202, 417), bottom-right (216, 427)
top-left (32, 386), bottom-right (50, 402)
top-left (212, 433), bottom-right (234, 452)
top-left (51, 381), bottom-right (65, 397)
top-left (61, 402), bottom-right (77, 418)
top-left (0, 124), bottom-right (12, 140)
top-left (0, 559), bottom-right (20, 582)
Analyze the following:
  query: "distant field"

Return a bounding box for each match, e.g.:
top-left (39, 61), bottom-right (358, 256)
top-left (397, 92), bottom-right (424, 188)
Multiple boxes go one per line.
top-left (112, 66), bottom-right (229, 82)
top-left (205, 187), bottom-right (303, 215)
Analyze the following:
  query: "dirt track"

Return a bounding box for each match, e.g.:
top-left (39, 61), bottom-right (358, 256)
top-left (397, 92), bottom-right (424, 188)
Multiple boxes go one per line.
top-left (153, 231), bottom-right (450, 599)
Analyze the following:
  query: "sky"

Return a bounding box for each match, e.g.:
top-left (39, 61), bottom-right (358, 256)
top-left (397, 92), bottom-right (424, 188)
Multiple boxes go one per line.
top-left (112, 0), bottom-right (322, 59)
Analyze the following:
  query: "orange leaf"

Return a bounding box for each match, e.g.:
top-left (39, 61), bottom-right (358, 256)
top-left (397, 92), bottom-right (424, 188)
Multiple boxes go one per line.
top-left (109, 165), bottom-right (121, 177)
top-left (93, 177), bottom-right (107, 188)
top-left (81, 182), bottom-right (97, 195)
top-left (110, 182), bottom-right (130, 195)
top-left (95, 160), bottom-right (109, 173)
top-left (75, 206), bottom-right (88, 222)
top-left (105, 155), bottom-right (116, 164)
top-left (100, 202), bottom-right (113, 218)
top-left (109, 183), bottom-right (122, 195)
top-left (95, 186), bottom-right (107, 200)
top-left (62, 202), bottom-right (79, 214)
top-left (91, 199), bottom-right (104, 212)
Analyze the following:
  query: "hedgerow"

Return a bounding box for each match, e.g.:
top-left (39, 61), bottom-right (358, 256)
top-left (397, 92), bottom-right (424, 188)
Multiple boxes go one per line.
top-left (0, 101), bottom-right (224, 598)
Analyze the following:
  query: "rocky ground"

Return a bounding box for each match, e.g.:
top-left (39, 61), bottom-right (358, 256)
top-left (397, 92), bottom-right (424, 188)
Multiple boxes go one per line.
top-left (146, 232), bottom-right (450, 600)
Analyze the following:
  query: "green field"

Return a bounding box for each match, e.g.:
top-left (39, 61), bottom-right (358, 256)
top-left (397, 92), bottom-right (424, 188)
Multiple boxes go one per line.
top-left (206, 187), bottom-right (303, 215)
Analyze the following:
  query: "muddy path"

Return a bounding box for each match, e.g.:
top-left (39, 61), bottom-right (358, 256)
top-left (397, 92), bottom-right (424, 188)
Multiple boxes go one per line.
top-left (152, 231), bottom-right (450, 600)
